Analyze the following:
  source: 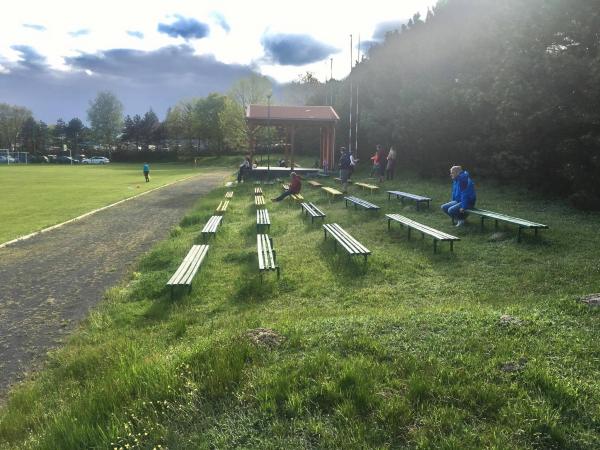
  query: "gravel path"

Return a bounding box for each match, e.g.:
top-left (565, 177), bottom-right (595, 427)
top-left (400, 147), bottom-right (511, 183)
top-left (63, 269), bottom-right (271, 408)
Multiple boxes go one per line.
top-left (0, 171), bottom-right (229, 399)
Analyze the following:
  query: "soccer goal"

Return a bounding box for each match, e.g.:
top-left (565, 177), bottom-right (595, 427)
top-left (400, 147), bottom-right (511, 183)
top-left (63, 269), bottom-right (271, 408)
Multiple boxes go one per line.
top-left (0, 150), bottom-right (29, 164)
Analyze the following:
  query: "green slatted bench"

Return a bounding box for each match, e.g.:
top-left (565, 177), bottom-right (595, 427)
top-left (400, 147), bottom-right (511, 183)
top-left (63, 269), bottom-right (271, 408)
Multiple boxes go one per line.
top-left (465, 208), bottom-right (548, 242)
top-left (166, 244), bottom-right (209, 299)
top-left (300, 202), bottom-right (326, 223)
top-left (323, 223), bottom-right (371, 262)
top-left (344, 195), bottom-right (380, 211)
top-left (257, 234), bottom-right (280, 282)
top-left (386, 214), bottom-right (459, 253)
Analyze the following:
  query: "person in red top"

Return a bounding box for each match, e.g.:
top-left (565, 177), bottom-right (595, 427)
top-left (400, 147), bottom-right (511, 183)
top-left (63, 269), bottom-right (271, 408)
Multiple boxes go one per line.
top-left (272, 172), bottom-right (302, 201)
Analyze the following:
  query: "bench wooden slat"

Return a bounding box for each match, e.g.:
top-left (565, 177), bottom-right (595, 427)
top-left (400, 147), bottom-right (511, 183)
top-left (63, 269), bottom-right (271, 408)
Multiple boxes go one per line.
top-left (255, 195), bottom-right (266, 206)
top-left (215, 200), bottom-right (229, 214)
top-left (300, 202), bottom-right (326, 223)
top-left (466, 208), bottom-right (548, 228)
top-left (254, 187), bottom-right (263, 195)
top-left (308, 180), bottom-right (323, 187)
top-left (344, 195), bottom-right (380, 210)
top-left (387, 190), bottom-right (431, 210)
top-left (225, 191), bottom-right (234, 199)
top-left (323, 223), bottom-right (371, 260)
top-left (166, 244), bottom-right (210, 298)
top-left (386, 214), bottom-right (459, 252)
top-left (257, 234), bottom-right (280, 281)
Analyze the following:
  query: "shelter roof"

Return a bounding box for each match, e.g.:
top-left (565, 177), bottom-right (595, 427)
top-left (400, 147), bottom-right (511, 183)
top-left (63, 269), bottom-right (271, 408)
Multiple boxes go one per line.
top-left (246, 105), bottom-right (339, 123)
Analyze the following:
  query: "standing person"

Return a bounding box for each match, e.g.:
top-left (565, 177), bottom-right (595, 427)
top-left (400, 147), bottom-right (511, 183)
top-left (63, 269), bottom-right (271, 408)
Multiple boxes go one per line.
top-left (441, 165), bottom-right (476, 227)
top-left (386, 146), bottom-right (397, 181)
top-left (376, 145), bottom-right (387, 183)
top-left (370, 145), bottom-right (381, 177)
top-left (349, 153), bottom-right (359, 178)
top-left (339, 147), bottom-right (352, 194)
top-left (237, 156), bottom-right (250, 183)
top-left (143, 162), bottom-right (150, 182)
top-left (272, 172), bottom-right (302, 201)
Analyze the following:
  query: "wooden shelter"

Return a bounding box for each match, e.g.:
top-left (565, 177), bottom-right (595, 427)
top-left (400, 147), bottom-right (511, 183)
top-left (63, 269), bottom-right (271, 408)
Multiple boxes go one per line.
top-left (246, 105), bottom-right (339, 168)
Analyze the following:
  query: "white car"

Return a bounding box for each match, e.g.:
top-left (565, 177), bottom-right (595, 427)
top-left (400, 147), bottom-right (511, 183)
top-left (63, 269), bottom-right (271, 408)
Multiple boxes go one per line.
top-left (84, 156), bottom-right (110, 164)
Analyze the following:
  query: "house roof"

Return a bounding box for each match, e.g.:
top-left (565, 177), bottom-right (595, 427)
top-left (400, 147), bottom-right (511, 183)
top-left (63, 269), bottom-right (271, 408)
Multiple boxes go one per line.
top-left (246, 105), bottom-right (339, 123)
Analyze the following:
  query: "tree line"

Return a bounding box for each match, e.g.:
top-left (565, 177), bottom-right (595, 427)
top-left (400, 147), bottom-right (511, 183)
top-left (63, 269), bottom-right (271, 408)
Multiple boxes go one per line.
top-left (322, 0), bottom-right (600, 209)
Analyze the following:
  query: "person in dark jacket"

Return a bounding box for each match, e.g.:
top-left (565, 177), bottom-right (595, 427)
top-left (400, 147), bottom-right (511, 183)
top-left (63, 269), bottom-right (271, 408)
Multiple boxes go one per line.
top-left (339, 147), bottom-right (352, 193)
top-left (441, 165), bottom-right (476, 226)
top-left (272, 172), bottom-right (302, 201)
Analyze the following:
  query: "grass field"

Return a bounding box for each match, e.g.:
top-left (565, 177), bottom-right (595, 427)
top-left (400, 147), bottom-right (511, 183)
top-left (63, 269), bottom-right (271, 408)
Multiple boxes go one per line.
top-left (0, 168), bottom-right (598, 449)
top-left (0, 159), bottom-right (238, 244)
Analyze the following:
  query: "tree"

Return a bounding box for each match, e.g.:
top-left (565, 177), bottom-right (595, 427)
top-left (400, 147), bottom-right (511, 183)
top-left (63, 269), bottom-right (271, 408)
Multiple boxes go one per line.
top-left (66, 118), bottom-right (85, 153)
top-left (0, 103), bottom-right (32, 150)
top-left (87, 91), bottom-right (123, 153)
top-left (219, 97), bottom-right (247, 151)
top-left (229, 74), bottom-right (273, 109)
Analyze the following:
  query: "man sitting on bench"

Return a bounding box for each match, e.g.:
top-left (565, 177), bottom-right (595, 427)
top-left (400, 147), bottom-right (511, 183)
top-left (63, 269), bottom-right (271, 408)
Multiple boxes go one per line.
top-left (441, 165), bottom-right (476, 227)
top-left (272, 172), bottom-right (302, 202)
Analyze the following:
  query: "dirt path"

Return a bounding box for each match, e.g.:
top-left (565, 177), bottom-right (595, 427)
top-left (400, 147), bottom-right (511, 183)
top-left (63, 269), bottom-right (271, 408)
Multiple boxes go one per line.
top-left (0, 171), bottom-right (229, 399)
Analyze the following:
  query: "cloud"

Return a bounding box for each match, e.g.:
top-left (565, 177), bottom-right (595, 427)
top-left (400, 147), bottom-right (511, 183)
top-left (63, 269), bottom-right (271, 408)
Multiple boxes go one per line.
top-left (158, 16), bottom-right (209, 40)
top-left (211, 12), bottom-right (230, 33)
top-left (261, 33), bottom-right (339, 66)
top-left (0, 44), bottom-right (260, 122)
top-left (23, 23), bottom-right (46, 31)
top-left (127, 30), bottom-right (144, 39)
top-left (69, 29), bottom-right (90, 37)
top-left (10, 45), bottom-right (47, 70)
top-left (372, 20), bottom-right (404, 41)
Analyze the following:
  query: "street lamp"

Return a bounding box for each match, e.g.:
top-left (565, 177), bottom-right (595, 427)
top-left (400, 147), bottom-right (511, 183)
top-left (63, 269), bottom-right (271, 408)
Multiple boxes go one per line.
top-left (267, 92), bottom-right (272, 179)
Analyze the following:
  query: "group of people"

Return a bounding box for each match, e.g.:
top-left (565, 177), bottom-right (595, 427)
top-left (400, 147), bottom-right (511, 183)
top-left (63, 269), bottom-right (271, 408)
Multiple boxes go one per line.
top-left (237, 146), bottom-right (477, 227)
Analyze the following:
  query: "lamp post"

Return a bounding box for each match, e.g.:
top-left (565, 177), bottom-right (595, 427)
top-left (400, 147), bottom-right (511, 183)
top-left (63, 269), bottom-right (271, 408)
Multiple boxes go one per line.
top-left (267, 92), bottom-right (272, 179)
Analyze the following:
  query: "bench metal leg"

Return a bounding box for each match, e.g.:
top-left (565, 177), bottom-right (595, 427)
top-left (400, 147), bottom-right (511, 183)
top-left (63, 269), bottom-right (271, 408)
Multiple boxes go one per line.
top-left (450, 241), bottom-right (454, 252)
top-left (534, 228), bottom-right (538, 236)
top-left (416, 201), bottom-right (420, 211)
top-left (480, 216), bottom-right (485, 230)
top-left (433, 240), bottom-right (437, 254)
top-left (276, 267), bottom-right (280, 279)
top-left (387, 219), bottom-right (391, 230)
top-left (388, 193), bottom-right (391, 201)
top-left (171, 285), bottom-right (174, 300)
top-left (408, 228), bottom-right (412, 240)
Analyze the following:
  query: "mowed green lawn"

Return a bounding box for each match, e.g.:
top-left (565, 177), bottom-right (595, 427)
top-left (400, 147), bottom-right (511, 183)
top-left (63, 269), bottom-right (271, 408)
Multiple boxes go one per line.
top-left (1, 167), bottom-right (598, 449)
top-left (0, 162), bottom-right (227, 244)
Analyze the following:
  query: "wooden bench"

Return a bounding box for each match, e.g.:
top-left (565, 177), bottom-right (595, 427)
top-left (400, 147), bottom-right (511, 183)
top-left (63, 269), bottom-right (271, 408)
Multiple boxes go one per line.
top-left (257, 234), bottom-right (280, 282)
top-left (201, 215), bottom-right (223, 242)
top-left (254, 187), bottom-right (263, 196)
top-left (289, 193), bottom-right (304, 203)
top-left (255, 195), bottom-right (266, 206)
top-left (215, 200), bottom-right (229, 214)
top-left (322, 186), bottom-right (343, 201)
top-left (225, 191), bottom-right (234, 199)
top-left (465, 208), bottom-right (549, 242)
top-left (354, 182), bottom-right (379, 194)
top-left (387, 190), bottom-right (431, 210)
top-left (308, 180), bottom-right (323, 188)
top-left (334, 177), bottom-right (352, 184)
top-left (344, 196), bottom-right (380, 211)
top-left (256, 209), bottom-right (271, 232)
top-left (323, 223), bottom-right (371, 262)
top-left (166, 244), bottom-right (209, 299)
top-left (386, 214), bottom-right (459, 253)
top-left (300, 202), bottom-right (326, 223)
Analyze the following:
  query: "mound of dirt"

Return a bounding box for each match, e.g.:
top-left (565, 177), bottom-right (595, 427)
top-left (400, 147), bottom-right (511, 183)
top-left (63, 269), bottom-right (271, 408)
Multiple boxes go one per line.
top-left (246, 328), bottom-right (285, 349)
top-left (580, 294), bottom-right (600, 307)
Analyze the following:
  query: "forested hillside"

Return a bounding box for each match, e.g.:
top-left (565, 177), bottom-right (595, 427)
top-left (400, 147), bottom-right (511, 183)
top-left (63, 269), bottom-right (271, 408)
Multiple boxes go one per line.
top-left (331, 0), bottom-right (600, 209)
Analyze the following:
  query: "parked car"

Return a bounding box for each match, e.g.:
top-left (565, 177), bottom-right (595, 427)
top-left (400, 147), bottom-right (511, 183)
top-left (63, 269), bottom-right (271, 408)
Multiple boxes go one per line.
top-left (0, 155), bottom-right (16, 164)
top-left (56, 156), bottom-right (80, 164)
top-left (89, 156), bottom-right (110, 164)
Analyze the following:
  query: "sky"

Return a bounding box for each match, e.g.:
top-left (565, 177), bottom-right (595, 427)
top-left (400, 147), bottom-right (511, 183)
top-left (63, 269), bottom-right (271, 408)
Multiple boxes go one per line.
top-left (0, 0), bottom-right (436, 123)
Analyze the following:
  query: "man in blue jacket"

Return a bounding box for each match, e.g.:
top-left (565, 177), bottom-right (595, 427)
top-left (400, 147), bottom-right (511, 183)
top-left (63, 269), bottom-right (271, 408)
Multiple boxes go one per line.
top-left (441, 165), bottom-right (476, 227)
